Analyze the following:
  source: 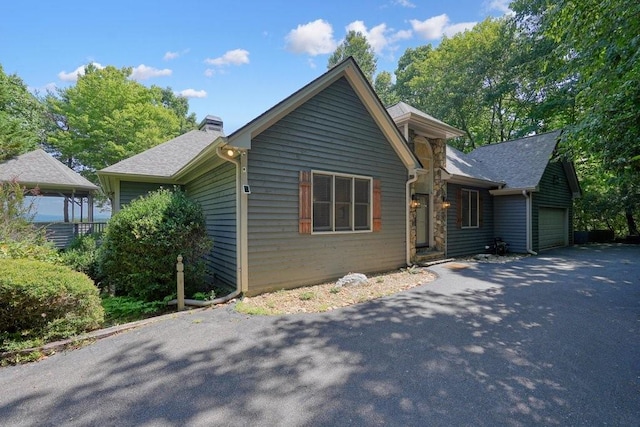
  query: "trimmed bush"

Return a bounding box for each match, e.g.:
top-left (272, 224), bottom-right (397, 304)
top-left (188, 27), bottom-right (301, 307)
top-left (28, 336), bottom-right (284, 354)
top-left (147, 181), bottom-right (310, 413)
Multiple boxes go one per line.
top-left (60, 234), bottom-right (100, 280)
top-left (97, 187), bottom-right (212, 301)
top-left (0, 258), bottom-right (104, 341)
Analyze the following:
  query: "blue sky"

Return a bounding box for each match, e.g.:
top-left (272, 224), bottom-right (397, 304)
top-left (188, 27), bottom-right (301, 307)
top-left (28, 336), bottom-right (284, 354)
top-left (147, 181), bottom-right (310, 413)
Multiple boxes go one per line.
top-left (2, 0), bottom-right (511, 134)
top-left (2, 0), bottom-right (510, 218)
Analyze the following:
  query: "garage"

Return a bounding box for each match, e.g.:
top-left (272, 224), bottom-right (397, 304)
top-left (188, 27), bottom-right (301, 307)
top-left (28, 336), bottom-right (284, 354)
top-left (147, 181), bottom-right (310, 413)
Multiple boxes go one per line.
top-left (539, 207), bottom-right (567, 250)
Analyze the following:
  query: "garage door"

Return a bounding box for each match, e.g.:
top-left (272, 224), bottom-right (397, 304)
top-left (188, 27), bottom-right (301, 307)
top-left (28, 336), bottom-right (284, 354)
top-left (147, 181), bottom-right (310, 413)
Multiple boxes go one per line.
top-left (539, 208), bottom-right (566, 250)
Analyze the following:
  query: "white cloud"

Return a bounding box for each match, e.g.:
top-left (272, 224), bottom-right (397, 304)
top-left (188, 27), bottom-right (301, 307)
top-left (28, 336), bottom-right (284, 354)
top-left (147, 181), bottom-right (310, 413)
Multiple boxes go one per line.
top-left (411, 14), bottom-right (477, 40)
top-left (163, 48), bottom-right (190, 61)
top-left (443, 22), bottom-right (478, 37)
top-left (410, 14), bottom-right (450, 39)
top-left (394, 0), bottom-right (416, 7)
top-left (205, 49), bottom-right (250, 66)
top-left (130, 64), bottom-right (172, 80)
top-left (487, 0), bottom-right (513, 14)
top-left (176, 89), bottom-right (207, 98)
top-left (345, 20), bottom-right (412, 55)
top-left (57, 62), bottom-right (104, 82)
top-left (285, 19), bottom-right (337, 55)
top-left (204, 69), bottom-right (215, 77)
top-left (164, 51), bottom-right (179, 60)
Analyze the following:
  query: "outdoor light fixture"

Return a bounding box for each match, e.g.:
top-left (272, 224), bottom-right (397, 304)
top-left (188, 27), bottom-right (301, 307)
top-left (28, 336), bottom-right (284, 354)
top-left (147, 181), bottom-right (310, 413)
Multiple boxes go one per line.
top-left (442, 196), bottom-right (451, 209)
top-left (410, 194), bottom-right (421, 209)
top-left (226, 148), bottom-right (235, 157)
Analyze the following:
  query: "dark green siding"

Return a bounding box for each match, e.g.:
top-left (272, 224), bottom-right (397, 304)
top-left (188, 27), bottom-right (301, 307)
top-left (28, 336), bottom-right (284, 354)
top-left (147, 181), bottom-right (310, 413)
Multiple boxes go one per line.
top-left (184, 161), bottom-right (237, 287)
top-left (493, 195), bottom-right (527, 253)
top-left (446, 184), bottom-right (494, 257)
top-left (246, 77), bottom-right (408, 294)
top-left (532, 161), bottom-right (574, 251)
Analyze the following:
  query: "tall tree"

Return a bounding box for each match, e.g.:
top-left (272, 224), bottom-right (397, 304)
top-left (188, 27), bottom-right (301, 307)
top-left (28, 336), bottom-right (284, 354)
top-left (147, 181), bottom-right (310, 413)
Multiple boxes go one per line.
top-left (46, 65), bottom-right (186, 182)
top-left (512, 0), bottom-right (640, 235)
top-left (0, 65), bottom-right (47, 161)
top-left (373, 71), bottom-right (399, 107)
top-left (328, 31), bottom-right (377, 83)
top-left (160, 87), bottom-right (197, 133)
top-left (394, 18), bottom-right (536, 149)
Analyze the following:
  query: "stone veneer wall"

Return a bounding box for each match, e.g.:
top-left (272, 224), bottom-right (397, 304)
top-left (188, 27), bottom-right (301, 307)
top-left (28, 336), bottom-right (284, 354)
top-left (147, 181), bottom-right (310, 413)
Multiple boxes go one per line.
top-left (408, 133), bottom-right (448, 261)
top-left (431, 138), bottom-right (447, 253)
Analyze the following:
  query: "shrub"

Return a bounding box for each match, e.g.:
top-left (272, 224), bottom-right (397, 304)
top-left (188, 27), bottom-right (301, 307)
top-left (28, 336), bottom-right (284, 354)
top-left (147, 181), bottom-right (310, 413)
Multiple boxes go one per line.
top-left (101, 295), bottom-right (170, 326)
top-left (0, 258), bottom-right (104, 345)
top-left (60, 234), bottom-right (100, 280)
top-left (97, 187), bottom-right (212, 301)
top-left (0, 180), bottom-right (60, 264)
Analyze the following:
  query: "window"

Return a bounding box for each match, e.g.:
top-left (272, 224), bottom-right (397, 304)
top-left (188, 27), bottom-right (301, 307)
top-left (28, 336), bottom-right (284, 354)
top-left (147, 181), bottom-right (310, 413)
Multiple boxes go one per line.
top-left (312, 172), bottom-right (371, 233)
top-left (461, 189), bottom-right (479, 228)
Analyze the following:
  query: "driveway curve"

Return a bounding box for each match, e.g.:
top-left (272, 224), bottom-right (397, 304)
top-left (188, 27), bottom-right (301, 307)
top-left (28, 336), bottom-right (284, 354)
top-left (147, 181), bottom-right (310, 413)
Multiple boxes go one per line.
top-left (1, 244), bottom-right (639, 426)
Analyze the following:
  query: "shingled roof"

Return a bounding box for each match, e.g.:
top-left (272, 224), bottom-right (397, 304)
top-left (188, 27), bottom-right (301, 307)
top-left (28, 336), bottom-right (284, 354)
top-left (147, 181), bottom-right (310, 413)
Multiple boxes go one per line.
top-left (0, 149), bottom-right (99, 195)
top-left (99, 129), bottom-right (223, 178)
top-left (445, 145), bottom-right (503, 185)
top-left (443, 131), bottom-right (563, 189)
top-left (468, 130), bottom-right (562, 189)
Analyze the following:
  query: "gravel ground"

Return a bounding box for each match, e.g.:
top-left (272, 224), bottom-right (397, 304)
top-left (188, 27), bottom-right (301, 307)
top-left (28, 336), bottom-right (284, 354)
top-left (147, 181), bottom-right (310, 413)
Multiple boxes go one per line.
top-left (237, 267), bottom-right (436, 315)
top-left (237, 254), bottom-right (527, 315)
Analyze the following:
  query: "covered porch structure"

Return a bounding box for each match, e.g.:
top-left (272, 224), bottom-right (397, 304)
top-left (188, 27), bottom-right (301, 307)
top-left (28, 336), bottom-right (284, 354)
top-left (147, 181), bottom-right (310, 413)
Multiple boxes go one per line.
top-left (0, 149), bottom-right (104, 248)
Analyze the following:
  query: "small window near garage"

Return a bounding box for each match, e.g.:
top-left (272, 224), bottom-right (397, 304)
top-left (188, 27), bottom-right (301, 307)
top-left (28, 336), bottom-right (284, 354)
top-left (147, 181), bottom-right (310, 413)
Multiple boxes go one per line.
top-left (461, 189), bottom-right (479, 228)
top-left (311, 172), bottom-right (372, 233)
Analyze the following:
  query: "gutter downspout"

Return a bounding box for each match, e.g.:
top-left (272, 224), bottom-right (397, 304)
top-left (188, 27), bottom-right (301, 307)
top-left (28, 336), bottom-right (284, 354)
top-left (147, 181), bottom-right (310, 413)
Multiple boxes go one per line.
top-left (406, 170), bottom-right (419, 265)
top-left (169, 147), bottom-right (244, 307)
top-left (522, 190), bottom-right (538, 255)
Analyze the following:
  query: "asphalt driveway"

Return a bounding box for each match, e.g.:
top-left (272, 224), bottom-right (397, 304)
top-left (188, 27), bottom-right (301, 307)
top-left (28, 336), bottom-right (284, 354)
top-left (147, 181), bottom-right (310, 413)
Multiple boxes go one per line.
top-left (1, 244), bottom-right (638, 426)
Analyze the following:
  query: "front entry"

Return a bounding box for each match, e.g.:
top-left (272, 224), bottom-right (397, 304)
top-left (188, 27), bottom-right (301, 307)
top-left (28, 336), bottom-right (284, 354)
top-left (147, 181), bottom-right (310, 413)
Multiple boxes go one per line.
top-left (416, 194), bottom-right (429, 248)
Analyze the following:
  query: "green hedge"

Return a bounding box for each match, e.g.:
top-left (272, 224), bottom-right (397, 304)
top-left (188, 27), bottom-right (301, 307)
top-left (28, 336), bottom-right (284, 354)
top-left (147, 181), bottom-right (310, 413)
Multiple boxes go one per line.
top-left (0, 258), bottom-right (104, 341)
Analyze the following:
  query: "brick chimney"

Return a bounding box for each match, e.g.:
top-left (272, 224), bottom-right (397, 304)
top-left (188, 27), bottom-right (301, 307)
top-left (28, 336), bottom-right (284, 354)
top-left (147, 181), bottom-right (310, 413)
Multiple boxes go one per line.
top-left (199, 115), bottom-right (223, 133)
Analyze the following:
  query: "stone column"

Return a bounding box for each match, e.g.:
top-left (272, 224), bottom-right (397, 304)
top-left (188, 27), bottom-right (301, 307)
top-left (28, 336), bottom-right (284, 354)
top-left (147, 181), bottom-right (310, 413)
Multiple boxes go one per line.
top-left (430, 138), bottom-right (447, 253)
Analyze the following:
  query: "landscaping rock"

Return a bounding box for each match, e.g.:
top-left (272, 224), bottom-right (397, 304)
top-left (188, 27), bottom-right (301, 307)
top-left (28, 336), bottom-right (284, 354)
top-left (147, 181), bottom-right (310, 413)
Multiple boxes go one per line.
top-left (335, 273), bottom-right (368, 287)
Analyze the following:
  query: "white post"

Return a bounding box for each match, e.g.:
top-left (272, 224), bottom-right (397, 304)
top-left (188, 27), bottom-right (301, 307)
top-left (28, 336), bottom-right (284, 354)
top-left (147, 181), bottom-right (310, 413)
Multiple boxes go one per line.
top-left (176, 255), bottom-right (184, 311)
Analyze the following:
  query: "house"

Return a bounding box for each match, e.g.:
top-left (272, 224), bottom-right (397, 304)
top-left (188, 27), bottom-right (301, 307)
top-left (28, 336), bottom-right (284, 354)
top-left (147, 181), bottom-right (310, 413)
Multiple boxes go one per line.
top-left (98, 57), bottom-right (580, 296)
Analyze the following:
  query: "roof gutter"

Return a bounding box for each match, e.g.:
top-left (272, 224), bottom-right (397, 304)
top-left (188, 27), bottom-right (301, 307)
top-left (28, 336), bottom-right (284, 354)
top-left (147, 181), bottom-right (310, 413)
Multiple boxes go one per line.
top-left (213, 146), bottom-right (246, 299)
top-left (490, 187), bottom-right (538, 196)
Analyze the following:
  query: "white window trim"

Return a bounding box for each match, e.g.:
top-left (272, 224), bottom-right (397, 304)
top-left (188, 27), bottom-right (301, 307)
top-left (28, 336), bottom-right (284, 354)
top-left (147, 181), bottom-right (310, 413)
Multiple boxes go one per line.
top-left (461, 188), bottom-right (480, 229)
top-left (311, 170), bottom-right (373, 234)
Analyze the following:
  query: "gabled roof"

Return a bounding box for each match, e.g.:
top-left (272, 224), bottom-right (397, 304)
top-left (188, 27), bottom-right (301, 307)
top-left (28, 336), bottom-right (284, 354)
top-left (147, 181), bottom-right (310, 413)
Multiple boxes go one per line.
top-left (468, 130), bottom-right (562, 189)
top-left (0, 149), bottom-right (99, 195)
top-left (443, 130), bottom-right (580, 196)
top-left (387, 102), bottom-right (464, 140)
top-left (227, 57), bottom-right (420, 171)
top-left (99, 129), bottom-right (223, 178)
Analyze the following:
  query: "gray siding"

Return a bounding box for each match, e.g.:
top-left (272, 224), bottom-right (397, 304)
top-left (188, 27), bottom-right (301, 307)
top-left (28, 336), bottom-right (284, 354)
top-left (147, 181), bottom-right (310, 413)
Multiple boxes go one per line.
top-left (532, 161), bottom-right (574, 251)
top-left (493, 195), bottom-right (527, 253)
top-left (119, 181), bottom-right (173, 207)
top-left (185, 160), bottom-right (237, 287)
top-left (246, 77), bottom-right (408, 294)
top-left (446, 183), bottom-right (494, 257)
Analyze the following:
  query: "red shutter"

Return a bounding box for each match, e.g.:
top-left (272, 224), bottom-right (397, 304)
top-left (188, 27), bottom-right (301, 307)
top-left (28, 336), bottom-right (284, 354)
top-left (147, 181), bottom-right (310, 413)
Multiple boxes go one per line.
top-left (373, 179), bottom-right (382, 232)
top-left (299, 171), bottom-right (311, 234)
top-left (456, 188), bottom-right (462, 229)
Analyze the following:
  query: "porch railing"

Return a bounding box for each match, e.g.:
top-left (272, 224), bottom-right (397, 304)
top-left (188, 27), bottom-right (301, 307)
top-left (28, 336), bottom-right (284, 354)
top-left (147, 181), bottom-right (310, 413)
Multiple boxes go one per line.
top-left (34, 221), bottom-right (108, 249)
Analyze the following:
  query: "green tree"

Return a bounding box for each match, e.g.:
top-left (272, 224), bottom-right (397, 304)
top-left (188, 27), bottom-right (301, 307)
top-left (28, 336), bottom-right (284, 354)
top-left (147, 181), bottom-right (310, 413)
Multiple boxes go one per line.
top-left (394, 18), bottom-right (536, 149)
top-left (328, 31), bottom-right (377, 83)
top-left (374, 71), bottom-right (399, 107)
top-left (46, 65), bottom-right (186, 182)
top-left (160, 87), bottom-right (197, 133)
top-left (0, 65), bottom-right (47, 161)
top-left (512, 0), bottom-right (640, 235)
